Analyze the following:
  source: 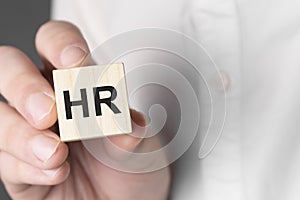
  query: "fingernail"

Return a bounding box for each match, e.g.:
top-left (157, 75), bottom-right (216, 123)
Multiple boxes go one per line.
top-left (61, 46), bottom-right (87, 67)
top-left (31, 134), bottom-right (60, 162)
top-left (42, 167), bottom-right (62, 178)
top-left (26, 92), bottom-right (55, 122)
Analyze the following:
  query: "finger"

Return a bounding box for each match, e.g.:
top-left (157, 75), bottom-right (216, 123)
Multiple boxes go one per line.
top-left (0, 151), bottom-right (70, 185)
top-left (35, 20), bottom-right (89, 69)
top-left (0, 46), bottom-right (57, 129)
top-left (103, 109), bottom-right (146, 158)
top-left (0, 101), bottom-right (68, 170)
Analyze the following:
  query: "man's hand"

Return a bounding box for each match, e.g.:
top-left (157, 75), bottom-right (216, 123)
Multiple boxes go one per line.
top-left (0, 21), bottom-right (170, 200)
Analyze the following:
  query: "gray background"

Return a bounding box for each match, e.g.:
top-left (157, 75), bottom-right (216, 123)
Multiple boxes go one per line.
top-left (0, 0), bottom-right (51, 199)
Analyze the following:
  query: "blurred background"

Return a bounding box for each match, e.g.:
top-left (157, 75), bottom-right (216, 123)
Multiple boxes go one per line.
top-left (0, 0), bottom-right (51, 199)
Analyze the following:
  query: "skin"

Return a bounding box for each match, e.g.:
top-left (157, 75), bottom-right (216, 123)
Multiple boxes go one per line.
top-left (0, 21), bottom-right (170, 200)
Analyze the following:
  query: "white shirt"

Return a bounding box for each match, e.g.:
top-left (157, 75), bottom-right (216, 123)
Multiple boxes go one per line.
top-left (52, 0), bottom-right (300, 199)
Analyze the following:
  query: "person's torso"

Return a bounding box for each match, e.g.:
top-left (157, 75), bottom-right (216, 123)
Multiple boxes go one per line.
top-left (52, 1), bottom-right (300, 199)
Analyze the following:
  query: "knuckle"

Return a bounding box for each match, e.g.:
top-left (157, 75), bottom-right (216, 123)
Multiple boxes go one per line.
top-left (13, 79), bottom-right (42, 107)
top-left (7, 71), bottom-right (37, 94)
top-left (0, 45), bottom-right (23, 61)
top-left (0, 68), bottom-right (42, 106)
top-left (0, 111), bottom-right (19, 150)
top-left (38, 20), bottom-right (77, 33)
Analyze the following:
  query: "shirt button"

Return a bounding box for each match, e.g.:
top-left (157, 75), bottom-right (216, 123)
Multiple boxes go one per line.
top-left (210, 71), bottom-right (230, 91)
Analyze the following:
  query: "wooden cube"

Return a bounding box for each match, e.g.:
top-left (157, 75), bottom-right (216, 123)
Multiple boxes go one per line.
top-left (53, 63), bottom-right (132, 142)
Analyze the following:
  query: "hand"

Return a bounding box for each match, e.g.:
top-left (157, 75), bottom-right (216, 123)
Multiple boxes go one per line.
top-left (0, 21), bottom-right (170, 200)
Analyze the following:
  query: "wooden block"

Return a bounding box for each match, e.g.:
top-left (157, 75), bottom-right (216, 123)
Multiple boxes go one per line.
top-left (53, 63), bottom-right (132, 142)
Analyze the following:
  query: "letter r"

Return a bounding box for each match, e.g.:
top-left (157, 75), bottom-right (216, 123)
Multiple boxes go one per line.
top-left (93, 86), bottom-right (121, 116)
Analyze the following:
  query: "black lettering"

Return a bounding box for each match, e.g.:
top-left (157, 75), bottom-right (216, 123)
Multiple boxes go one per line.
top-left (93, 86), bottom-right (121, 116)
top-left (63, 89), bottom-right (89, 119)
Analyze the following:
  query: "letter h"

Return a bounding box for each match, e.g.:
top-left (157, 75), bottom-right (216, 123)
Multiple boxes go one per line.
top-left (63, 89), bottom-right (89, 120)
